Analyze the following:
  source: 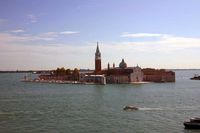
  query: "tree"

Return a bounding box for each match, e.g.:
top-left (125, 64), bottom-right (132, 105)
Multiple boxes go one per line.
top-left (60, 67), bottom-right (66, 76)
top-left (54, 67), bottom-right (67, 76)
top-left (66, 69), bottom-right (71, 75)
top-left (72, 68), bottom-right (79, 81)
top-left (54, 67), bottom-right (60, 76)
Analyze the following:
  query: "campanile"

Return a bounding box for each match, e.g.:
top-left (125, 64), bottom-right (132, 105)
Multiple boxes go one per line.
top-left (95, 42), bottom-right (101, 74)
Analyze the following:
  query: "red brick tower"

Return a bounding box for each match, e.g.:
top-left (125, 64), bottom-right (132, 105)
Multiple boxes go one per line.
top-left (95, 42), bottom-right (101, 74)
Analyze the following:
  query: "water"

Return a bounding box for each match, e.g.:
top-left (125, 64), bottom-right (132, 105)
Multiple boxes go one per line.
top-left (0, 70), bottom-right (200, 133)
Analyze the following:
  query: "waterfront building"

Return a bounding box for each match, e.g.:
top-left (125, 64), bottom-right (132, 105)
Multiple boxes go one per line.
top-left (102, 59), bottom-right (143, 83)
top-left (78, 42), bottom-right (106, 84)
top-left (142, 68), bottom-right (175, 82)
top-left (93, 43), bottom-right (175, 83)
top-left (86, 43), bottom-right (143, 84)
top-left (38, 42), bottom-right (175, 84)
top-left (130, 65), bottom-right (144, 82)
top-left (83, 75), bottom-right (106, 85)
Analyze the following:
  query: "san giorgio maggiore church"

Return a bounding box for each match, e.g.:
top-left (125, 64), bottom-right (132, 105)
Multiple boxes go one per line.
top-left (80, 42), bottom-right (145, 84)
top-left (38, 42), bottom-right (175, 84)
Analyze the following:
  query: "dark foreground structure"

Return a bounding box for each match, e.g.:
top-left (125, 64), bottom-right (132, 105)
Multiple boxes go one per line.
top-left (184, 118), bottom-right (200, 129)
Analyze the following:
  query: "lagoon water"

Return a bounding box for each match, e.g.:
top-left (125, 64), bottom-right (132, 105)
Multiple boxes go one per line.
top-left (0, 70), bottom-right (200, 133)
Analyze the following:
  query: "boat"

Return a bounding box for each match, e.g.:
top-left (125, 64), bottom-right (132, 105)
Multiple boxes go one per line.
top-left (190, 74), bottom-right (200, 80)
top-left (123, 105), bottom-right (139, 111)
top-left (190, 76), bottom-right (200, 80)
top-left (184, 117), bottom-right (200, 129)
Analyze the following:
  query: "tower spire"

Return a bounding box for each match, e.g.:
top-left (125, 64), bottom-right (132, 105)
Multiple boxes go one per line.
top-left (96, 42), bottom-right (100, 53)
top-left (95, 42), bottom-right (101, 59)
top-left (95, 42), bottom-right (101, 73)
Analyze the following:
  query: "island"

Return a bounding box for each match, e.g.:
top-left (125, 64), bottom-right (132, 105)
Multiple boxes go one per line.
top-left (22, 42), bottom-right (175, 85)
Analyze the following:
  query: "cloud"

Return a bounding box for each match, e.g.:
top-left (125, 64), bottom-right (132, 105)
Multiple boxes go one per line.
top-left (10, 29), bottom-right (25, 33)
top-left (1, 32), bottom-right (200, 51)
top-left (118, 35), bottom-right (200, 53)
top-left (1, 31), bottom-right (200, 70)
top-left (37, 31), bottom-right (79, 40)
top-left (120, 32), bottom-right (168, 38)
top-left (27, 14), bottom-right (38, 23)
top-left (0, 32), bottom-right (55, 42)
top-left (0, 41), bottom-right (94, 70)
top-left (118, 32), bottom-right (200, 52)
top-left (39, 32), bottom-right (58, 40)
top-left (0, 30), bottom-right (80, 43)
top-left (60, 31), bottom-right (80, 35)
top-left (39, 31), bottom-right (79, 37)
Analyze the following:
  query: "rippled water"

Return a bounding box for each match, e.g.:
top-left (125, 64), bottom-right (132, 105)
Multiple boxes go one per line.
top-left (0, 70), bottom-right (200, 133)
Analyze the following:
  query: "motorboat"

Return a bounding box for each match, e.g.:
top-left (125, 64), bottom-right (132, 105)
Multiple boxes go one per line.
top-left (123, 105), bottom-right (139, 111)
top-left (190, 74), bottom-right (200, 80)
top-left (184, 117), bottom-right (200, 129)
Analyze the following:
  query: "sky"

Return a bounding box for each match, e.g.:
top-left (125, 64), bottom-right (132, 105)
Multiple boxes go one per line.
top-left (0, 0), bottom-right (200, 70)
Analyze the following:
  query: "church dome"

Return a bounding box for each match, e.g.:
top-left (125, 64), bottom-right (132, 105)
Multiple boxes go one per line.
top-left (119, 59), bottom-right (127, 69)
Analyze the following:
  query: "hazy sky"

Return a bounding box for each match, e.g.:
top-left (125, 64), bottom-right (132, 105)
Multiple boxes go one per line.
top-left (0, 0), bottom-right (200, 70)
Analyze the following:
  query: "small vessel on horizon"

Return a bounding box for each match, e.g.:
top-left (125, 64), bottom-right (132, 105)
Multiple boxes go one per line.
top-left (123, 105), bottom-right (139, 111)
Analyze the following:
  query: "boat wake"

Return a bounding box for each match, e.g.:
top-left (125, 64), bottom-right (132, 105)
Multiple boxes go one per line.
top-left (138, 106), bottom-right (200, 111)
top-left (139, 107), bottom-right (163, 111)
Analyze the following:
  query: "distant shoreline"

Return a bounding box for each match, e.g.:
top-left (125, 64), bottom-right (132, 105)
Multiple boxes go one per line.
top-left (21, 79), bottom-right (108, 85)
top-left (0, 70), bottom-right (51, 73)
top-left (21, 79), bottom-right (151, 85)
top-left (0, 69), bottom-right (200, 73)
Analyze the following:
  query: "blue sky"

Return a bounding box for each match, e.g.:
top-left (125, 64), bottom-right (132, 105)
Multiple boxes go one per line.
top-left (0, 0), bottom-right (200, 70)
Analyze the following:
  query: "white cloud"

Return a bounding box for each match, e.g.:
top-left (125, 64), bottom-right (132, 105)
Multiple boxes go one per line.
top-left (119, 32), bottom-right (200, 52)
top-left (121, 32), bottom-right (168, 38)
top-left (0, 30), bottom-right (80, 43)
top-left (27, 14), bottom-right (38, 23)
top-left (0, 33), bottom-right (47, 42)
top-left (60, 31), bottom-right (80, 35)
top-left (1, 32), bottom-right (200, 52)
top-left (10, 29), bottom-right (25, 33)
top-left (119, 36), bottom-right (200, 53)
top-left (39, 32), bottom-right (58, 40)
top-left (1, 32), bottom-right (200, 70)
top-left (0, 41), bottom-right (94, 70)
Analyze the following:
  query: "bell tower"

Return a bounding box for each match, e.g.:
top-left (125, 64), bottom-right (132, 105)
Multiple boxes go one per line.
top-left (95, 42), bottom-right (101, 74)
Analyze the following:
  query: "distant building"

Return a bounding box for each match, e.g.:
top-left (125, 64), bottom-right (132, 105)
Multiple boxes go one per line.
top-left (89, 43), bottom-right (144, 84)
top-left (79, 42), bottom-right (105, 84)
top-left (83, 75), bottom-right (106, 85)
top-left (38, 42), bottom-right (175, 84)
top-left (92, 42), bottom-right (175, 84)
top-left (102, 59), bottom-right (143, 83)
top-left (142, 68), bottom-right (175, 82)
